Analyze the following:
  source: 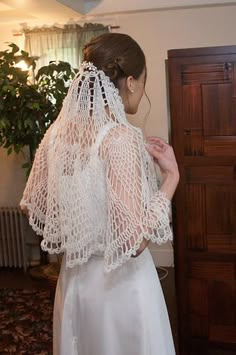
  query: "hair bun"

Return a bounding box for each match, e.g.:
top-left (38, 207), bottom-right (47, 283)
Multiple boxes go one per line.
top-left (82, 33), bottom-right (145, 89)
top-left (102, 61), bottom-right (123, 82)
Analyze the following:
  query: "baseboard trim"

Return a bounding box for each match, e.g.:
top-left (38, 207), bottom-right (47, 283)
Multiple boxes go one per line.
top-left (149, 247), bottom-right (174, 267)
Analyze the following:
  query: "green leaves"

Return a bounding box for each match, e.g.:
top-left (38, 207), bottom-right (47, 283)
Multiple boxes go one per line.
top-left (36, 60), bottom-right (77, 116)
top-left (8, 43), bottom-right (20, 54)
top-left (0, 43), bottom-right (77, 176)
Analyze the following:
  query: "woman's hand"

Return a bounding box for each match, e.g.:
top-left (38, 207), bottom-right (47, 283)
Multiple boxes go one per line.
top-left (145, 137), bottom-right (179, 179)
top-left (145, 137), bottom-right (179, 200)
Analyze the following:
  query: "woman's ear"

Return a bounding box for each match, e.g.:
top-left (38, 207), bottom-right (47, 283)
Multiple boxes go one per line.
top-left (126, 76), bottom-right (135, 93)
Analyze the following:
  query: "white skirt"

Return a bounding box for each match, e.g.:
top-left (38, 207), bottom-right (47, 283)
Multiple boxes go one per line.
top-left (53, 248), bottom-right (176, 355)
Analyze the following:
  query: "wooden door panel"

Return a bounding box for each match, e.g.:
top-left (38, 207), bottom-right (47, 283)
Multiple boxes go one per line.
top-left (209, 281), bottom-right (234, 326)
top-left (168, 46), bottom-right (236, 354)
top-left (185, 184), bottom-right (206, 250)
top-left (184, 130), bottom-right (203, 156)
top-left (182, 63), bottom-right (236, 158)
top-left (189, 261), bottom-right (234, 281)
top-left (185, 183), bottom-right (236, 250)
top-left (206, 185), bottom-right (234, 236)
top-left (183, 85), bottom-right (202, 129)
top-left (185, 166), bottom-right (234, 183)
top-left (187, 278), bottom-right (236, 339)
top-left (188, 279), bottom-right (235, 327)
top-left (202, 83), bottom-right (235, 136)
top-left (182, 62), bottom-right (232, 84)
top-left (204, 137), bottom-right (236, 156)
top-left (188, 278), bottom-right (208, 316)
top-left (187, 264), bottom-right (236, 343)
top-left (207, 235), bottom-right (236, 251)
top-left (206, 185), bottom-right (236, 240)
top-left (190, 314), bottom-right (209, 338)
top-left (209, 325), bottom-right (236, 344)
top-left (183, 84), bottom-right (203, 156)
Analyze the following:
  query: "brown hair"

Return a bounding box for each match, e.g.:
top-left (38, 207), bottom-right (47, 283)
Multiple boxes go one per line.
top-left (83, 33), bottom-right (146, 89)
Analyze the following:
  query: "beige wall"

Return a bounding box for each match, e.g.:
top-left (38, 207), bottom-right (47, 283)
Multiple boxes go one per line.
top-left (1, 4), bottom-right (236, 264)
top-left (0, 26), bottom-right (26, 206)
top-left (0, 24), bottom-right (24, 50)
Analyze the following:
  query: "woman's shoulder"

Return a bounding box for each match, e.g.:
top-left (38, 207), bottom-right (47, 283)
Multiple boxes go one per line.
top-left (105, 122), bottom-right (143, 145)
top-left (99, 122), bottom-right (145, 164)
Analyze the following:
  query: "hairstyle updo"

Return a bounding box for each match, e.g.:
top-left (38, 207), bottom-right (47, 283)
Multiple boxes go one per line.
top-left (83, 33), bottom-right (146, 89)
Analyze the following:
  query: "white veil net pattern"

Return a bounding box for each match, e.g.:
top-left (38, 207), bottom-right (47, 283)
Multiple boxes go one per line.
top-left (20, 62), bottom-right (172, 272)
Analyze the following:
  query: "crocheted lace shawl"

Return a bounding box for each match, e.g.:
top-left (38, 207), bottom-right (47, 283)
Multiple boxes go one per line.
top-left (20, 62), bottom-right (172, 272)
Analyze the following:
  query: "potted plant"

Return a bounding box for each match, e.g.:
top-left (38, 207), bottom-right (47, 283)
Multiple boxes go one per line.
top-left (0, 42), bottom-right (77, 166)
top-left (0, 43), bottom-right (77, 287)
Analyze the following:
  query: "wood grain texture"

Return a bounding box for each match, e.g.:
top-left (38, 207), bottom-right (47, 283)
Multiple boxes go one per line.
top-left (168, 45), bottom-right (236, 354)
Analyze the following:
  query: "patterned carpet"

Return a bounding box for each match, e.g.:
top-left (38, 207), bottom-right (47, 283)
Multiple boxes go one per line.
top-left (0, 288), bottom-right (53, 354)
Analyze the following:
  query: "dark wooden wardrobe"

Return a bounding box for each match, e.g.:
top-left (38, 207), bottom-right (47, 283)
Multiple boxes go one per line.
top-left (168, 46), bottom-right (236, 355)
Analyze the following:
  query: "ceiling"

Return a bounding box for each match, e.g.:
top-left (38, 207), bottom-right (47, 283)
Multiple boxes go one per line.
top-left (0, 0), bottom-right (236, 24)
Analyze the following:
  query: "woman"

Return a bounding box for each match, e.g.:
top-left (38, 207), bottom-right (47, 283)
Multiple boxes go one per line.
top-left (21, 33), bottom-right (179, 355)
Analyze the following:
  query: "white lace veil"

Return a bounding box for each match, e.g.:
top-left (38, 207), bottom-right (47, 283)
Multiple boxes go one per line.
top-left (20, 61), bottom-right (172, 272)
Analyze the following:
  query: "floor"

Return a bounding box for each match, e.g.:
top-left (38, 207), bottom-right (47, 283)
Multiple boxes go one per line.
top-left (1, 266), bottom-right (179, 352)
top-left (2, 266), bottom-right (234, 355)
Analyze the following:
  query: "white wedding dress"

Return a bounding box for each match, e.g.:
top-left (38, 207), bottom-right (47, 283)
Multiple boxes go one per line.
top-left (53, 248), bottom-right (176, 355)
top-left (20, 63), bottom-right (176, 355)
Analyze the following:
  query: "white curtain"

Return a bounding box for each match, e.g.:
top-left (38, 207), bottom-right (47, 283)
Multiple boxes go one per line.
top-left (24, 24), bottom-right (109, 71)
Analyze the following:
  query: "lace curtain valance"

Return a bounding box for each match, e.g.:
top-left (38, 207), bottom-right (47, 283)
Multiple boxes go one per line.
top-left (24, 23), bottom-right (109, 69)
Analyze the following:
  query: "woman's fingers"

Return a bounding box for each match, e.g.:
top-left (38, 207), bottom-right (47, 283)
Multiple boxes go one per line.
top-left (147, 136), bottom-right (168, 144)
top-left (146, 137), bottom-right (168, 150)
top-left (145, 137), bottom-right (179, 177)
top-left (145, 144), bottom-right (162, 159)
top-left (145, 143), bottom-right (162, 152)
